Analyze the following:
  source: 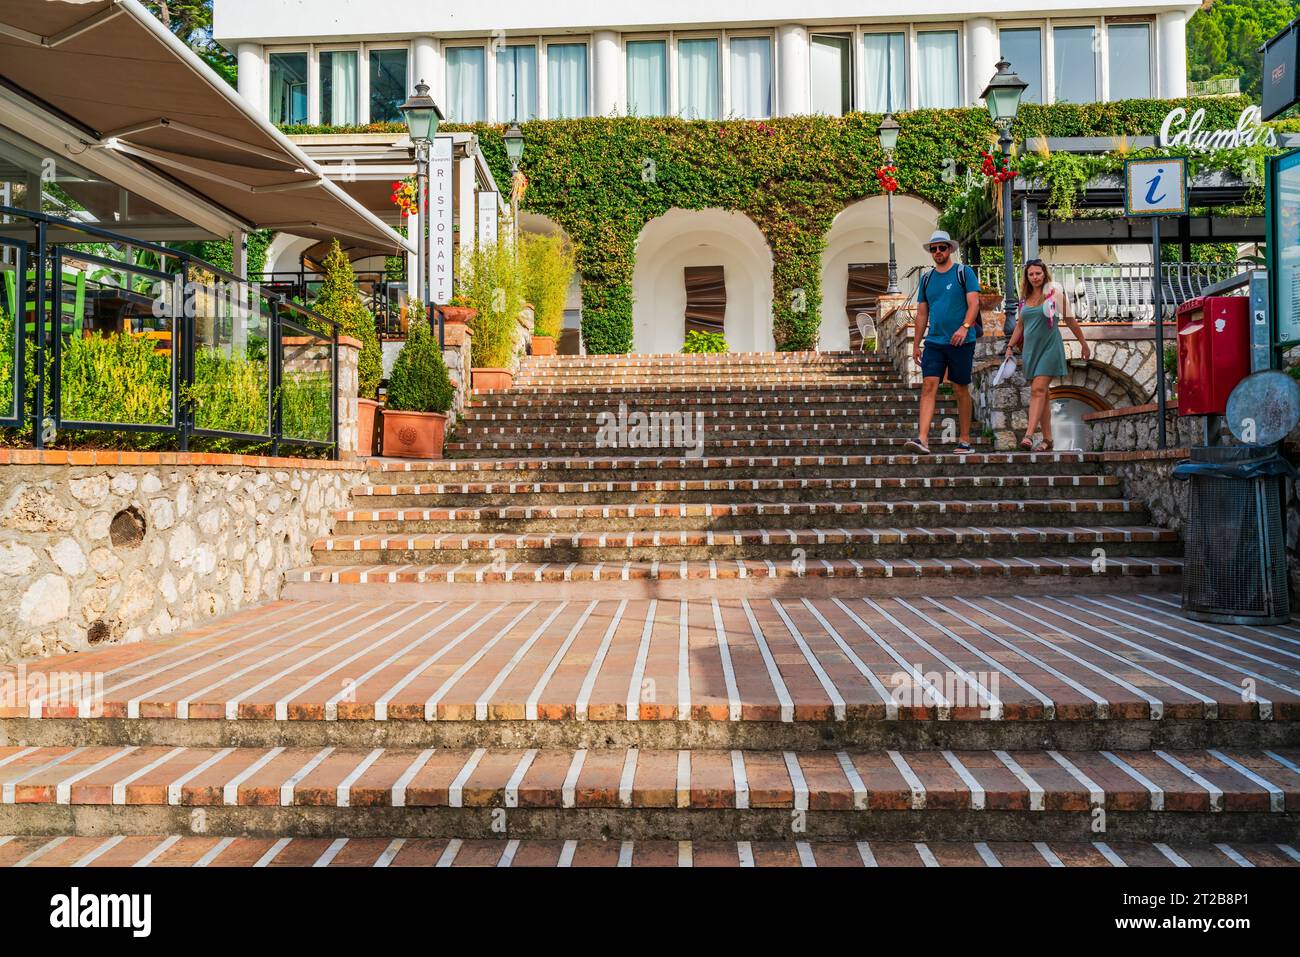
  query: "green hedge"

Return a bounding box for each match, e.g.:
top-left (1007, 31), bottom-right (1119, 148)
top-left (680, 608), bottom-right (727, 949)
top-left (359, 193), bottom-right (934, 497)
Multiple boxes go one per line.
top-left (289, 96), bottom-right (1257, 353)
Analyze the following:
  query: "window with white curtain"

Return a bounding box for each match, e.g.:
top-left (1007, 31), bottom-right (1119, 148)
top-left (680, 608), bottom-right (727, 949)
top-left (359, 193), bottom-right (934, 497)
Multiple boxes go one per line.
top-left (862, 33), bottom-right (906, 113)
top-left (678, 38), bottom-right (720, 119)
top-left (1053, 26), bottom-right (1098, 103)
top-left (729, 36), bottom-right (772, 119)
top-left (497, 45), bottom-right (537, 121)
top-left (547, 43), bottom-right (588, 118)
top-left (446, 46), bottom-right (487, 122)
top-left (319, 51), bottom-right (358, 126)
top-left (627, 39), bottom-right (667, 116)
top-left (1107, 23), bottom-right (1152, 100)
top-left (916, 31), bottom-right (960, 108)
top-left (998, 28), bottom-right (1042, 104)
top-left (368, 48), bottom-right (408, 123)
top-left (810, 34), bottom-right (852, 115)
top-left (269, 52), bottom-right (308, 125)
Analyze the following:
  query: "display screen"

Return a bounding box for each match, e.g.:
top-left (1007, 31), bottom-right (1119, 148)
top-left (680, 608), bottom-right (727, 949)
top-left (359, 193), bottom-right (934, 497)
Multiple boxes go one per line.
top-left (1272, 149), bottom-right (1300, 346)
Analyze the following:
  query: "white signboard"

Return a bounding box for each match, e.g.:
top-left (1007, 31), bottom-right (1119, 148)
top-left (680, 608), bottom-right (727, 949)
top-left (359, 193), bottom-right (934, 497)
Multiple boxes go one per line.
top-left (477, 190), bottom-right (499, 249)
top-left (1125, 157), bottom-right (1188, 217)
top-left (430, 135), bottom-right (454, 305)
top-left (1159, 106), bottom-right (1278, 152)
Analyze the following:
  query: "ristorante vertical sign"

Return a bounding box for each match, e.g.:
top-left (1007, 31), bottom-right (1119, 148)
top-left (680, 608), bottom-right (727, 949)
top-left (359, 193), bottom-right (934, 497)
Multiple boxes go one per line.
top-left (430, 134), bottom-right (454, 304)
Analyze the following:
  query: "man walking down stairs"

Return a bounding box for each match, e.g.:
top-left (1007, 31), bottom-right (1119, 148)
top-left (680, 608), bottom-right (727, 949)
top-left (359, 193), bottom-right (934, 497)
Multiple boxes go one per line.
top-left (1, 352), bottom-right (1296, 878)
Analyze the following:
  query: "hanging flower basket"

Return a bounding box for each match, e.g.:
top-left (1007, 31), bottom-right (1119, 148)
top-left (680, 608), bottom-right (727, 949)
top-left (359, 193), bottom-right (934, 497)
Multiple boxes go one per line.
top-left (875, 163), bottom-right (899, 193)
top-left (391, 176), bottom-right (418, 217)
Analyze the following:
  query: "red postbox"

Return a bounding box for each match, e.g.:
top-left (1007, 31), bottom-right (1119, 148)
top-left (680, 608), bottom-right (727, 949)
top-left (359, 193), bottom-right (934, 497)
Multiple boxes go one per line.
top-left (1175, 295), bottom-right (1251, 415)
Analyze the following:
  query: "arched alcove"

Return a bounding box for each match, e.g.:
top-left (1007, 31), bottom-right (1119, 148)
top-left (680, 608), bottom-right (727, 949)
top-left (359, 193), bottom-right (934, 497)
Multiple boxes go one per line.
top-left (631, 208), bottom-right (774, 353)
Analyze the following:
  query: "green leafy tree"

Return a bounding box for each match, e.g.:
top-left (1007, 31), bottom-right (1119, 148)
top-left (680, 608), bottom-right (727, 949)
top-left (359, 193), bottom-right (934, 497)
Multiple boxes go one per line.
top-left (312, 240), bottom-right (382, 400)
top-left (141, 1), bottom-right (236, 86)
top-left (386, 304), bottom-right (454, 413)
top-left (1188, 1), bottom-right (1300, 96)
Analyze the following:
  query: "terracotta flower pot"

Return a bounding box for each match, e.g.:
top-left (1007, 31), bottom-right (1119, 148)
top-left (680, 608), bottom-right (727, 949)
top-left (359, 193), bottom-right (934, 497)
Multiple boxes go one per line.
top-left (531, 335), bottom-right (556, 356)
top-left (357, 398), bottom-right (381, 458)
top-left (472, 367), bottom-right (514, 392)
top-left (381, 409), bottom-right (447, 460)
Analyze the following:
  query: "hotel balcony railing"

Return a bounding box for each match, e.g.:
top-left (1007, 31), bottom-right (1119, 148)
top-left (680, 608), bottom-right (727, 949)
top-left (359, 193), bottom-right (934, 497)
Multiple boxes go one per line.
top-left (0, 207), bottom-right (339, 457)
top-left (971, 261), bottom-right (1243, 322)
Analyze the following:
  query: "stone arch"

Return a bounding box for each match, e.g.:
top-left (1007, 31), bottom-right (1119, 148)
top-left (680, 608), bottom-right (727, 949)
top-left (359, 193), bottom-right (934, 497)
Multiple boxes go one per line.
top-left (631, 208), bottom-right (775, 353)
top-left (819, 194), bottom-right (942, 351)
top-left (264, 233), bottom-right (316, 276)
top-left (1054, 358), bottom-right (1148, 409)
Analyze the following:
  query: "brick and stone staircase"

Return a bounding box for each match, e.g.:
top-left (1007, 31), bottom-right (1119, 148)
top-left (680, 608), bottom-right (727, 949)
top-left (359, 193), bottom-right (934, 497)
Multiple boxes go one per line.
top-left (2, 352), bottom-right (1297, 868)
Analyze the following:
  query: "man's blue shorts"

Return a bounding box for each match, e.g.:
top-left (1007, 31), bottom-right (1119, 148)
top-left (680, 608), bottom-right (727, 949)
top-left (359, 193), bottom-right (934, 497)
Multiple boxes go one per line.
top-left (920, 341), bottom-right (976, 386)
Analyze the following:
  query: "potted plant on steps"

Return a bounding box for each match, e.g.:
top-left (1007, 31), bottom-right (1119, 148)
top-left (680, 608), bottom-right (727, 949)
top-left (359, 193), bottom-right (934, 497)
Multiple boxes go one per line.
top-left (464, 240), bottom-right (523, 392)
top-left (521, 233), bottom-right (576, 357)
top-left (313, 239), bottom-right (383, 456)
top-left (382, 302), bottom-right (455, 459)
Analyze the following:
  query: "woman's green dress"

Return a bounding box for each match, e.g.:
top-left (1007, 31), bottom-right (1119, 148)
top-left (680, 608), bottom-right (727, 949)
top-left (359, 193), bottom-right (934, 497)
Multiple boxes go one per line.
top-left (1020, 301), bottom-right (1067, 379)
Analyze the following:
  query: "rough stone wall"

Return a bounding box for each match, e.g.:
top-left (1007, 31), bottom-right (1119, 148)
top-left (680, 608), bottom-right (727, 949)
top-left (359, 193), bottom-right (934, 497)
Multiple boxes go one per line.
top-left (442, 321), bottom-right (473, 428)
top-left (0, 460), bottom-right (362, 663)
top-left (1086, 406), bottom-right (1210, 453)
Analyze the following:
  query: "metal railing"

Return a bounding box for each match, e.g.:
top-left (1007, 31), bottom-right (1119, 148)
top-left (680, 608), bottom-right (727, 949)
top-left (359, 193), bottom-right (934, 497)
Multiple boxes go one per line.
top-left (0, 207), bottom-right (338, 457)
top-left (972, 261), bottom-right (1242, 322)
top-left (254, 269), bottom-right (408, 337)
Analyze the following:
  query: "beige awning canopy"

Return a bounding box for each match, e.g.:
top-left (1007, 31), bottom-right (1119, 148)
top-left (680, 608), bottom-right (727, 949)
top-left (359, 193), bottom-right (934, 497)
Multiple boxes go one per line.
top-left (0, 0), bottom-right (412, 257)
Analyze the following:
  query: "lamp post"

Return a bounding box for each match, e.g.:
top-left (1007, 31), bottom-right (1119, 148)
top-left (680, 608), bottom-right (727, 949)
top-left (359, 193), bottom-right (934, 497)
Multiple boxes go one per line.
top-left (980, 57), bottom-right (1028, 337)
top-left (877, 113), bottom-right (901, 295)
top-left (504, 123), bottom-right (525, 260)
top-left (399, 80), bottom-right (444, 340)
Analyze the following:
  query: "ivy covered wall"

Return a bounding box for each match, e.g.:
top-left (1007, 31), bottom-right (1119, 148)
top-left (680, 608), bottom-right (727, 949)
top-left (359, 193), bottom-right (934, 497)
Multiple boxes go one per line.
top-left (289, 96), bottom-right (1260, 353)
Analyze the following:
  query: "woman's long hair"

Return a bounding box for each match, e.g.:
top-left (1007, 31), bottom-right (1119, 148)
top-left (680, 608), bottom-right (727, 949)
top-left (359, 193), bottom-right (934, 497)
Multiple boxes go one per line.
top-left (1020, 259), bottom-right (1053, 303)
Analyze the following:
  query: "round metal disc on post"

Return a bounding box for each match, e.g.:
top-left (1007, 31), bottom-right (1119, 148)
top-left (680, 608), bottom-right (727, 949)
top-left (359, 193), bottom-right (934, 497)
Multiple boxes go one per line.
top-left (1225, 370), bottom-right (1300, 446)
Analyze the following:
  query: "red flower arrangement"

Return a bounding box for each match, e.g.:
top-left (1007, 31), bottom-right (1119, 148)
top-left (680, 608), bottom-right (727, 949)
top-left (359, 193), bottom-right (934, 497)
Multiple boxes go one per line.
top-left (980, 150), bottom-right (1017, 184)
top-left (391, 177), bottom-right (418, 217)
top-left (876, 163), bottom-right (899, 193)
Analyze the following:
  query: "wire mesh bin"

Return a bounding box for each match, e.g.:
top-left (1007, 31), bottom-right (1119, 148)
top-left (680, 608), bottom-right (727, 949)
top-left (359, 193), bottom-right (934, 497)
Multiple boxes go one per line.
top-left (1173, 445), bottom-right (1295, 625)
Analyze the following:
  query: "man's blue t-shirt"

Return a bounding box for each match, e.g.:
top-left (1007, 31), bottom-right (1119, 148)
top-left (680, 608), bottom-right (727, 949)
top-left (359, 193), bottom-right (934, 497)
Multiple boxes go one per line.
top-left (921, 264), bottom-right (980, 344)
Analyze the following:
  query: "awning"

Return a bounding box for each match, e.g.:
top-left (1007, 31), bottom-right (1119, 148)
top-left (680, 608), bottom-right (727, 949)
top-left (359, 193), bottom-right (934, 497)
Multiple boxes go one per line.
top-left (0, 0), bottom-right (412, 256)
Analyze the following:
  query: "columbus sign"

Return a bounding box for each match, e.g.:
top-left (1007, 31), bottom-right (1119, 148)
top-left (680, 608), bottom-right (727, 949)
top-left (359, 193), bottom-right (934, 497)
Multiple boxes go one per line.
top-left (1159, 105), bottom-right (1279, 152)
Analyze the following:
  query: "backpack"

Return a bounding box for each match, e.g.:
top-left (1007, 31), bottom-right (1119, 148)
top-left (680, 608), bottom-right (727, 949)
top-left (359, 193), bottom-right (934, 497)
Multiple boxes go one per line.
top-left (920, 264), bottom-right (982, 337)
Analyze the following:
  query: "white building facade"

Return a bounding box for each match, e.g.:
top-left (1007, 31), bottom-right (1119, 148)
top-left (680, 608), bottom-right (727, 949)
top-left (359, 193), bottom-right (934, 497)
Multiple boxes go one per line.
top-left (217, 1), bottom-right (1193, 126)
top-left (216, 1), bottom-right (1198, 353)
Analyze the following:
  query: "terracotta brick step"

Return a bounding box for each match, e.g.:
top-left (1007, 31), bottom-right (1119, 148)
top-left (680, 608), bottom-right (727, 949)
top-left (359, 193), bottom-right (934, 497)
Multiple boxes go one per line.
top-left (479, 382), bottom-right (922, 397)
top-left (311, 525), bottom-right (1180, 565)
top-left (331, 499), bottom-right (1150, 536)
top-left (473, 392), bottom-right (950, 409)
top-left (451, 421), bottom-right (967, 440)
top-left (366, 452), bottom-right (1112, 483)
top-left (519, 353), bottom-right (893, 368)
top-left (3, 834), bottom-right (1294, 867)
top-left (354, 474), bottom-right (1124, 508)
top-left (460, 405), bottom-right (953, 425)
top-left (3, 745), bottom-right (1295, 814)
top-left (444, 436), bottom-right (992, 455)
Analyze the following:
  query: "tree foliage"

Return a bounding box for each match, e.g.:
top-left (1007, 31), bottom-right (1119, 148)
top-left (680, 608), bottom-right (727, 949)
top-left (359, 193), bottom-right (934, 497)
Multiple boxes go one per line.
top-left (386, 304), bottom-right (454, 414)
top-left (313, 240), bottom-right (383, 400)
top-left (141, 1), bottom-right (236, 86)
top-left (1188, 0), bottom-right (1299, 96)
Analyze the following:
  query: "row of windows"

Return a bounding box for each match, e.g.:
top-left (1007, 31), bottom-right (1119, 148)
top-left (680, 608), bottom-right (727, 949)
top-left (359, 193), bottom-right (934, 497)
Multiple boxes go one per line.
top-left (266, 19), bottom-right (1156, 126)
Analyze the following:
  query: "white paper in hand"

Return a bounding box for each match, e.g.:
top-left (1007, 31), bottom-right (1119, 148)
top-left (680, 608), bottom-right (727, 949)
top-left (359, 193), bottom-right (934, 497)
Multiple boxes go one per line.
top-left (992, 355), bottom-right (1017, 387)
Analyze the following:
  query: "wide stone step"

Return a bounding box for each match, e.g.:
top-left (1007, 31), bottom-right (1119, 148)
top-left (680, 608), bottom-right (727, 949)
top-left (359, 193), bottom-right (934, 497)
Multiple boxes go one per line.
top-left (473, 392), bottom-right (947, 409)
top-left (311, 524), bottom-right (1179, 564)
top-left (450, 421), bottom-right (960, 440)
top-left (1, 745), bottom-right (1296, 842)
top-left (3, 834), bottom-right (1293, 867)
top-left (481, 382), bottom-right (921, 397)
top-left (460, 405), bottom-right (953, 426)
top-left (331, 499), bottom-right (1149, 536)
top-left (444, 437), bottom-right (992, 455)
top-left (366, 452), bottom-right (1114, 483)
top-left (354, 474), bottom-right (1124, 508)
top-left (9, 592), bottom-right (1296, 753)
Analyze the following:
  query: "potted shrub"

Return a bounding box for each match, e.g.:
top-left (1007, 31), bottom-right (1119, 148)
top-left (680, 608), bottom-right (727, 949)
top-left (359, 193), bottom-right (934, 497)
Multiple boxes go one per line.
top-left (313, 239), bottom-right (383, 456)
top-left (382, 302), bottom-right (455, 459)
top-left (464, 240), bottom-right (523, 391)
top-left (522, 233), bottom-right (575, 356)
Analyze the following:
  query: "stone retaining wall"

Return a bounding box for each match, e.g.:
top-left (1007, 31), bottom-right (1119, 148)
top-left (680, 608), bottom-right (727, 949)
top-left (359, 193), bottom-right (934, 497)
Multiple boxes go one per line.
top-left (0, 451), bottom-right (363, 663)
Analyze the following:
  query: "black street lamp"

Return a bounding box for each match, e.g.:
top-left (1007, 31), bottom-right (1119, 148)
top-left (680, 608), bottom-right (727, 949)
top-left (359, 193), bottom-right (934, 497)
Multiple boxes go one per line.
top-left (399, 80), bottom-right (444, 339)
top-left (504, 123), bottom-right (525, 259)
top-left (980, 57), bottom-right (1028, 336)
top-left (877, 113), bottom-right (901, 295)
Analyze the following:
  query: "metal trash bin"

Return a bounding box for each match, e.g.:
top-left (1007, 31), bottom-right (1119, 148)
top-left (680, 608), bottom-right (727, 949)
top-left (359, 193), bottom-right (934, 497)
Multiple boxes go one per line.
top-left (1172, 444), bottom-right (1296, 625)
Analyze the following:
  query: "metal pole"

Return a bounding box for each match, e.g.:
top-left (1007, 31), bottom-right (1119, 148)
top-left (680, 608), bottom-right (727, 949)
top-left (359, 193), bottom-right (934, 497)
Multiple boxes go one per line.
top-left (32, 221), bottom-right (44, 450)
top-left (1152, 216), bottom-right (1167, 449)
top-left (1000, 124), bottom-right (1018, 337)
top-left (510, 159), bottom-right (520, 264)
top-left (885, 150), bottom-right (899, 295)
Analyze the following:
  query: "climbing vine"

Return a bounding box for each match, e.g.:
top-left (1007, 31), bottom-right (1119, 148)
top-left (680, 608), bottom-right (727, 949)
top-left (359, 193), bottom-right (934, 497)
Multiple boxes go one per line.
top-left (284, 95), bottom-right (1257, 353)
